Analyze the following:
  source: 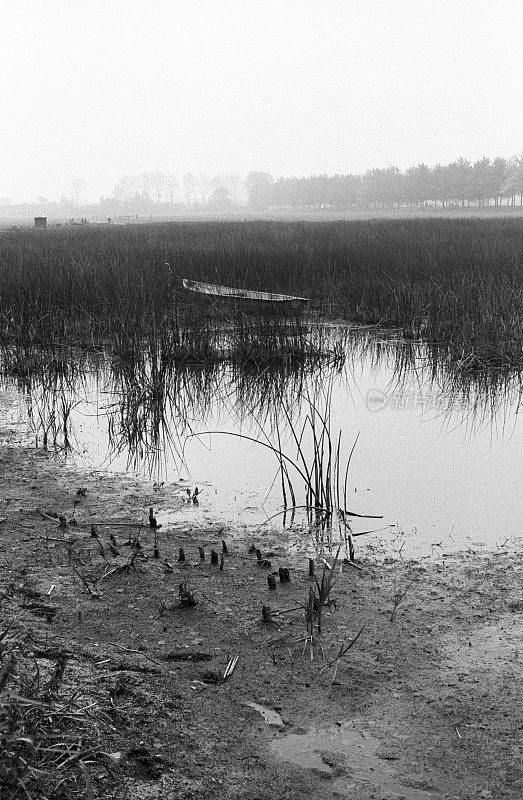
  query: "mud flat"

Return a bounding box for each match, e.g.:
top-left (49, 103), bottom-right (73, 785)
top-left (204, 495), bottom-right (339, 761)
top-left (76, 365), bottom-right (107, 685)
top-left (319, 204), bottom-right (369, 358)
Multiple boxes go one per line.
top-left (1, 440), bottom-right (521, 799)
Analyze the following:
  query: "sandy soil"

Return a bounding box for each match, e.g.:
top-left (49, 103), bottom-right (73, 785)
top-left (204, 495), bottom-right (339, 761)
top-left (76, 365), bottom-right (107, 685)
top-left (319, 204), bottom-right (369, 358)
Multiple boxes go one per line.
top-left (0, 439), bottom-right (521, 799)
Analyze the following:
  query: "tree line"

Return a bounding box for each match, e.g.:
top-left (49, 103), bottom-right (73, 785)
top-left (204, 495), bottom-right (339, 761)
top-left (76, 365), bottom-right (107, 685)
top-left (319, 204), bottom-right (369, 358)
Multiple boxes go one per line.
top-left (245, 155), bottom-right (523, 211)
top-left (1, 153), bottom-right (522, 216)
top-left (110, 172), bottom-right (243, 210)
top-left (108, 155), bottom-right (523, 213)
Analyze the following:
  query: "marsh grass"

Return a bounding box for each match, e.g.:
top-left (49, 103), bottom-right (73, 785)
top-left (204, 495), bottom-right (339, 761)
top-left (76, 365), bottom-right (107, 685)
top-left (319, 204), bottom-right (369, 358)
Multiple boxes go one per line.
top-left (0, 218), bottom-right (521, 372)
top-left (190, 383), bottom-right (384, 556)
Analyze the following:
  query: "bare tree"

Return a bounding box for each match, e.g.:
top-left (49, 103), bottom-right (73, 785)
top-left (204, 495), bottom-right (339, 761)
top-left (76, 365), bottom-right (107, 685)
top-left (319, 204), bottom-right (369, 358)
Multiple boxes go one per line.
top-left (69, 177), bottom-right (87, 206)
top-left (182, 173), bottom-right (196, 206)
top-left (141, 172), bottom-right (164, 202)
top-left (151, 172), bottom-right (167, 203)
top-left (112, 175), bottom-right (140, 205)
top-left (195, 174), bottom-right (210, 205)
top-left (209, 175), bottom-right (232, 209)
top-left (166, 174), bottom-right (178, 207)
top-left (224, 172), bottom-right (241, 205)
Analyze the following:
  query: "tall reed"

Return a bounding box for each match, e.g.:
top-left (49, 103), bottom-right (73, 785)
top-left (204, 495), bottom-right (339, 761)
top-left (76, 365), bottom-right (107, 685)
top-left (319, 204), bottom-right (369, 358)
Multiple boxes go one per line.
top-left (0, 217), bottom-right (521, 372)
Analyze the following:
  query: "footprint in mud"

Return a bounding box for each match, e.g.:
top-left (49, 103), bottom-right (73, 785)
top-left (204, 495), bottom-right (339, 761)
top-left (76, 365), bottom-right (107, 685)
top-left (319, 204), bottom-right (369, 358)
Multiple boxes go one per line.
top-left (125, 745), bottom-right (166, 780)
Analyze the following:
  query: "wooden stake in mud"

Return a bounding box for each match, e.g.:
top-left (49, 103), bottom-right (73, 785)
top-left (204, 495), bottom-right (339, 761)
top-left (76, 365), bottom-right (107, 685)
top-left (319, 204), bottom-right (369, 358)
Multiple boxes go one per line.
top-left (90, 525), bottom-right (106, 558)
top-left (211, 549), bottom-right (219, 565)
top-left (222, 540), bottom-right (228, 554)
top-left (149, 507), bottom-right (158, 528)
top-left (348, 535), bottom-right (355, 562)
top-left (179, 583), bottom-right (197, 607)
top-left (199, 546), bottom-right (205, 561)
top-left (267, 574), bottom-right (277, 591)
top-left (109, 533), bottom-right (120, 557)
top-left (308, 558), bottom-right (315, 577)
top-left (220, 555), bottom-right (224, 571)
top-left (178, 547), bottom-right (185, 563)
top-left (262, 605), bottom-right (273, 623)
top-left (279, 567), bottom-right (291, 583)
top-left (256, 548), bottom-right (263, 562)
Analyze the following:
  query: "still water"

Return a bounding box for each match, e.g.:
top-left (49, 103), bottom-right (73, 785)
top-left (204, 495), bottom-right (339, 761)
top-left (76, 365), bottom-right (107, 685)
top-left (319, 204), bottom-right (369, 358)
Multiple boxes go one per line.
top-left (7, 334), bottom-right (522, 559)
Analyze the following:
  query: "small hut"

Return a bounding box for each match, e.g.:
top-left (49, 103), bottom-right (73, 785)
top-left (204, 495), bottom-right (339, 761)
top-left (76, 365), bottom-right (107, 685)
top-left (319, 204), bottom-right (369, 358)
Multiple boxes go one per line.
top-left (34, 217), bottom-right (47, 228)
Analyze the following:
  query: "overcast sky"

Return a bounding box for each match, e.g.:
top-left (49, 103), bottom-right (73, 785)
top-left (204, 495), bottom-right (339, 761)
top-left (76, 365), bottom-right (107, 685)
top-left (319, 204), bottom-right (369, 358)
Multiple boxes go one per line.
top-left (1, 0), bottom-right (522, 202)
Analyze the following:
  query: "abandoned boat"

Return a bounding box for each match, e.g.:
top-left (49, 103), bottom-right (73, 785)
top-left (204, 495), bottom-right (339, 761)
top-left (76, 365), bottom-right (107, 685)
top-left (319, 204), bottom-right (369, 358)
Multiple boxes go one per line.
top-left (181, 278), bottom-right (309, 313)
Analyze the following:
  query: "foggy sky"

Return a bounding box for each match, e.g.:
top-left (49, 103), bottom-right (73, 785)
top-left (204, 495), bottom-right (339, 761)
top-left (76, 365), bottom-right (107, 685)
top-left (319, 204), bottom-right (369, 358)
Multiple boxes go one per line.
top-left (1, 0), bottom-right (522, 202)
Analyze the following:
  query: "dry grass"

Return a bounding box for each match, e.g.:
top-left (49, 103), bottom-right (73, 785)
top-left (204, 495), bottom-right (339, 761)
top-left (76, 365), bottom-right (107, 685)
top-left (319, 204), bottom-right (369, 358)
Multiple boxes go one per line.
top-left (0, 624), bottom-right (119, 800)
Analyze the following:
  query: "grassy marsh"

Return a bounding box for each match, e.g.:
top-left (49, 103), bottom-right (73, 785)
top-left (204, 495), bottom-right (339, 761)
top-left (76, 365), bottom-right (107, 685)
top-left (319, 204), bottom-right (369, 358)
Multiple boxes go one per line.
top-left (0, 218), bottom-right (521, 372)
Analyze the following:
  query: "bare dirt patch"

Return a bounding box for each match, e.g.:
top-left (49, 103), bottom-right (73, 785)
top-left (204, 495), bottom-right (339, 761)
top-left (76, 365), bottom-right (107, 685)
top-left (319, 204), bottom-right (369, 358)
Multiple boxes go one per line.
top-left (1, 442), bottom-right (521, 799)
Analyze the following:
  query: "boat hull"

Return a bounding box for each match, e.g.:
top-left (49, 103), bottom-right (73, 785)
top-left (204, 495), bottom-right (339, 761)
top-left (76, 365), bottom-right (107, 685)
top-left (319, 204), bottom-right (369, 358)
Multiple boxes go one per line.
top-left (181, 279), bottom-right (309, 314)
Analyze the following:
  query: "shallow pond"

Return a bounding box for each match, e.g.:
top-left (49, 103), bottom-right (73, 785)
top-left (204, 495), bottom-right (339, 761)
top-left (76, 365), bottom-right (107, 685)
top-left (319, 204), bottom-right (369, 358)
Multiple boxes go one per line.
top-left (4, 332), bottom-right (522, 559)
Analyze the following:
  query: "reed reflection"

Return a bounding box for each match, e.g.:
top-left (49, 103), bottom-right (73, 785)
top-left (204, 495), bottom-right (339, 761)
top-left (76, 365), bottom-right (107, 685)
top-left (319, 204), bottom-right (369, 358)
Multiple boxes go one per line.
top-left (0, 328), bottom-right (520, 481)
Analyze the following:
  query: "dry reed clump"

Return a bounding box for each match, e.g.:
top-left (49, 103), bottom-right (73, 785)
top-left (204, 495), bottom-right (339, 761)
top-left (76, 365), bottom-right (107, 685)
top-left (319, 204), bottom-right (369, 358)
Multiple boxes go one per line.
top-left (0, 625), bottom-right (118, 800)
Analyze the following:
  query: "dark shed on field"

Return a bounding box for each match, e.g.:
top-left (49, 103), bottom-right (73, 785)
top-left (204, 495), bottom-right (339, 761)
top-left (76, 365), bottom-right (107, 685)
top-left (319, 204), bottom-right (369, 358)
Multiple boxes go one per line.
top-left (34, 217), bottom-right (47, 228)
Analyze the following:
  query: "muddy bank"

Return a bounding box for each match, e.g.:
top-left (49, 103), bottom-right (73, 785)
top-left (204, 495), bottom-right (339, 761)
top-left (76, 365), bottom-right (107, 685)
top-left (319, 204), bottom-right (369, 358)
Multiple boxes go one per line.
top-left (0, 443), bottom-right (521, 799)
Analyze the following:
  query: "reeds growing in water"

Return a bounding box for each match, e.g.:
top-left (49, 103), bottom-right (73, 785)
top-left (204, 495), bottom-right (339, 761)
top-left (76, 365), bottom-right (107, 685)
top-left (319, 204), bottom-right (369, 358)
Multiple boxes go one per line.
top-left (0, 218), bottom-right (521, 373)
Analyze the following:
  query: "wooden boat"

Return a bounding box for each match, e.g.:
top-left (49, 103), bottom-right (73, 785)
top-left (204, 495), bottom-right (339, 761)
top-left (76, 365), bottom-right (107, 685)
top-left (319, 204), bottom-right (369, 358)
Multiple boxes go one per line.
top-left (182, 278), bottom-right (309, 313)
